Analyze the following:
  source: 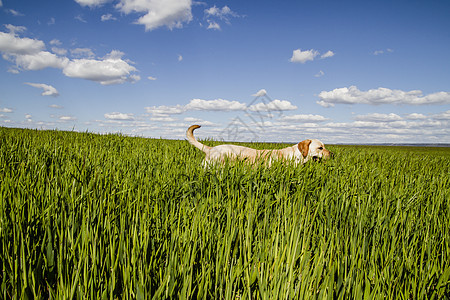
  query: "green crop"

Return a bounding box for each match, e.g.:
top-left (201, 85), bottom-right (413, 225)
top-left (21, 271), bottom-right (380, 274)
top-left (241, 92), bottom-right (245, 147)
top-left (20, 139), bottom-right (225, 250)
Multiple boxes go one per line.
top-left (1, 127), bottom-right (449, 299)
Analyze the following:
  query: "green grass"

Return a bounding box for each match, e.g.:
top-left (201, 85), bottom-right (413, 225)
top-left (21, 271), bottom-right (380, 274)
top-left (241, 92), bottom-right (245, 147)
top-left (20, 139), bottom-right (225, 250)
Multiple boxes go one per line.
top-left (1, 127), bottom-right (449, 299)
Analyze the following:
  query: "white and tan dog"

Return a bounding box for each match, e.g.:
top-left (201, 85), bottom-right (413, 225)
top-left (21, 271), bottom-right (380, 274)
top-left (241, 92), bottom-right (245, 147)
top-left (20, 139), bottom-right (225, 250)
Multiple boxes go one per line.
top-left (186, 125), bottom-right (332, 166)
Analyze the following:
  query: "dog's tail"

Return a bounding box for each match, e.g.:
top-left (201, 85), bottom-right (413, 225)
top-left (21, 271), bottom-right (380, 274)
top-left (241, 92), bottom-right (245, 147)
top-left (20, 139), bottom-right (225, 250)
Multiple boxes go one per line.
top-left (186, 125), bottom-right (211, 153)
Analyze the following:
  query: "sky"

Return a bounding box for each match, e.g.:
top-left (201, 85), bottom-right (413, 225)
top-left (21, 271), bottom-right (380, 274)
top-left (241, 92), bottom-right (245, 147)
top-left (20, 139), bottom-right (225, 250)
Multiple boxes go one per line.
top-left (0, 0), bottom-right (449, 144)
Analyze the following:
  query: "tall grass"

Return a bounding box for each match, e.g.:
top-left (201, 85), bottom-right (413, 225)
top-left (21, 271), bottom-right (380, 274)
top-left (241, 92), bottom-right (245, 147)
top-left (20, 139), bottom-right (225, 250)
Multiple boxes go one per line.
top-left (0, 127), bottom-right (449, 298)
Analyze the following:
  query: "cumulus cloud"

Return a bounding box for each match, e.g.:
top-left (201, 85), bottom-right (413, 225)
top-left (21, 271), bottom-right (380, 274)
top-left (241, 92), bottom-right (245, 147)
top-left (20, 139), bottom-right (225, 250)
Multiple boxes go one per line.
top-left (0, 107), bottom-right (13, 113)
top-left (320, 51), bottom-right (334, 59)
top-left (145, 105), bottom-right (185, 116)
top-left (62, 50), bottom-right (140, 85)
top-left (52, 47), bottom-right (68, 56)
top-left (146, 98), bottom-right (248, 118)
top-left (12, 51), bottom-right (69, 71)
top-left (116, 0), bottom-right (193, 31)
top-left (24, 82), bottom-right (60, 97)
top-left (290, 48), bottom-right (334, 63)
top-left (204, 5), bottom-right (238, 30)
top-left (354, 113), bottom-right (402, 122)
top-left (186, 99), bottom-right (247, 111)
top-left (59, 116), bottom-right (76, 121)
top-left (207, 21), bottom-right (221, 30)
top-left (404, 113), bottom-right (427, 120)
top-left (0, 27), bottom-right (68, 72)
top-left (4, 24), bottom-right (26, 34)
top-left (281, 114), bottom-right (328, 122)
top-left (183, 117), bottom-right (214, 126)
top-left (0, 30), bottom-right (44, 55)
top-left (104, 112), bottom-right (134, 120)
top-left (432, 110), bottom-right (450, 120)
top-left (252, 89), bottom-right (267, 97)
top-left (101, 13), bottom-right (117, 21)
top-left (290, 49), bottom-right (319, 63)
top-left (0, 27), bottom-right (140, 85)
top-left (75, 0), bottom-right (112, 8)
top-left (71, 48), bottom-right (95, 58)
top-left (317, 86), bottom-right (450, 107)
top-left (204, 5), bottom-right (235, 18)
top-left (248, 99), bottom-right (297, 112)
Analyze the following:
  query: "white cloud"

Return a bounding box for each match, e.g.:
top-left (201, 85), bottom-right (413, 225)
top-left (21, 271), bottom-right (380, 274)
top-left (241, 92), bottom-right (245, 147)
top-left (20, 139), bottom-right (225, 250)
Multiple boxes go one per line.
top-left (71, 48), bottom-right (95, 58)
top-left (186, 98), bottom-right (247, 111)
top-left (314, 70), bottom-right (324, 78)
top-left (50, 39), bottom-right (62, 46)
top-left (183, 117), bottom-right (215, 126)
top-left (49, 104), bottom-right (63, 109)
top-left (204, 5), bottom-right (238, 30)
top-left (101, 13), bottom-right (117, 21)
top-left (207, 21), bottom-right (220, 30)
top-left (4, 24), bottom-right (26, 34)
top-left (320, 50), bottom-right (334, 59)
top-left (52, 47), bottom-right (68, 56)
top-left (252, 89), bottom-right (267, 97)
top-left (405, 113), bottom-right (427, 120)
top-left (147, 76), bottom-right (157, 80)
top-left (290, 49), bottom-right (319, 63)
top-left (432, 110), bottom-right (450, 120)
top-left (281, 114), bottom-right (328, 122)
top-left (24, 82), bottom-right (60, 97)
top-left (116, 0), bottom-right (193, 31)
top-left (150, 116), bottom-right (178, 122)
top-left (145, 105), bottom-right (185, 116)
top-left (75, 0), bottom-right (112, 7)
top-left (373, 48), bottom-right (393, 55)
top-left (290, 48), bottom-right (334, 63)
top-left (248, 99), bottom-right (297, 112)
top-left (104, 112), bottom-right (134, 120)
top-left (75, 15), bottom-right (87, 23)
top-left (0, 30), bottom-right (45, 55)
top-left (7, 9), bottom-right (24, 17)
top-left (59, 116), bottom-right (76, 121)
top-left (204, 5), bottom-right (235, 18)
top-left (145, 98), bottom-right (248, 117)
top-left (0, 28), bottom-right (69, 71)
top-left (11, 51), bottom-right (69, 70)
top-left (62, 50), bottom-right (140, 85)
top-left (317, 86), bottom-right (450, 107)
top-left (178, 54), bottom-right (183, 61)
top-left (0, 107), bottom-right (13, 113)
top-left (354, 113), bottom-right (402, 122)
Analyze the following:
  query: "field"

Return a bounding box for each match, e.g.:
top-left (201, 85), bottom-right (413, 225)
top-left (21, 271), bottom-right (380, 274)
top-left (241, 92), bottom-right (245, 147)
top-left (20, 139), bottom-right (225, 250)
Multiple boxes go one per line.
top-left (0, 127), bottom-right (449, 299)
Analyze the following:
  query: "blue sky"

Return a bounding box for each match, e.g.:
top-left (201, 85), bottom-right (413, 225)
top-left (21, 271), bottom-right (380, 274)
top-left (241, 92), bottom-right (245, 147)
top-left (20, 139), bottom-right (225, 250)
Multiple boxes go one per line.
top-left (1, 0), bottom-right (449, 144)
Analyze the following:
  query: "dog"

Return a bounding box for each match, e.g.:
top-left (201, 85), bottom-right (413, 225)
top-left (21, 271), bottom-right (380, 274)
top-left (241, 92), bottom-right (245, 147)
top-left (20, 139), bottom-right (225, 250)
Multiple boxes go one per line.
top-left (186, 125), bottom-right (332, 166)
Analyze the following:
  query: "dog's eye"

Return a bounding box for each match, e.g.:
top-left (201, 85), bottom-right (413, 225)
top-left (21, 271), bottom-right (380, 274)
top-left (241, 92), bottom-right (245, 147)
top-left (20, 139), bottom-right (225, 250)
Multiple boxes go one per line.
top-left (318, 147), bottom-right (323, 150)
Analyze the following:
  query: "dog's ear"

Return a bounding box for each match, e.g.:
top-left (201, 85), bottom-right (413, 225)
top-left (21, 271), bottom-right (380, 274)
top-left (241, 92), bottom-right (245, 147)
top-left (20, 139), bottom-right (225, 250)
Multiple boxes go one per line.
top-left (298, 139), bottom-right (312, 158)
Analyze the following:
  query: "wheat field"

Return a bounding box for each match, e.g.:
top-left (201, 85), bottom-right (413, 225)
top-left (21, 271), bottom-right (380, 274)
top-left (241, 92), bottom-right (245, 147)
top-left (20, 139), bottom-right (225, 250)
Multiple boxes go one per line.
top-left (0, 127), bottom-right (449, 299)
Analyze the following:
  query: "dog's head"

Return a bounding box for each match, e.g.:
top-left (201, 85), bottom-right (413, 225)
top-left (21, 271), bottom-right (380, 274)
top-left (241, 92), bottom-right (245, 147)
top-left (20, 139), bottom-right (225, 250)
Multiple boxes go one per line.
top-left (298, 139), bottom-right (333, 163)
